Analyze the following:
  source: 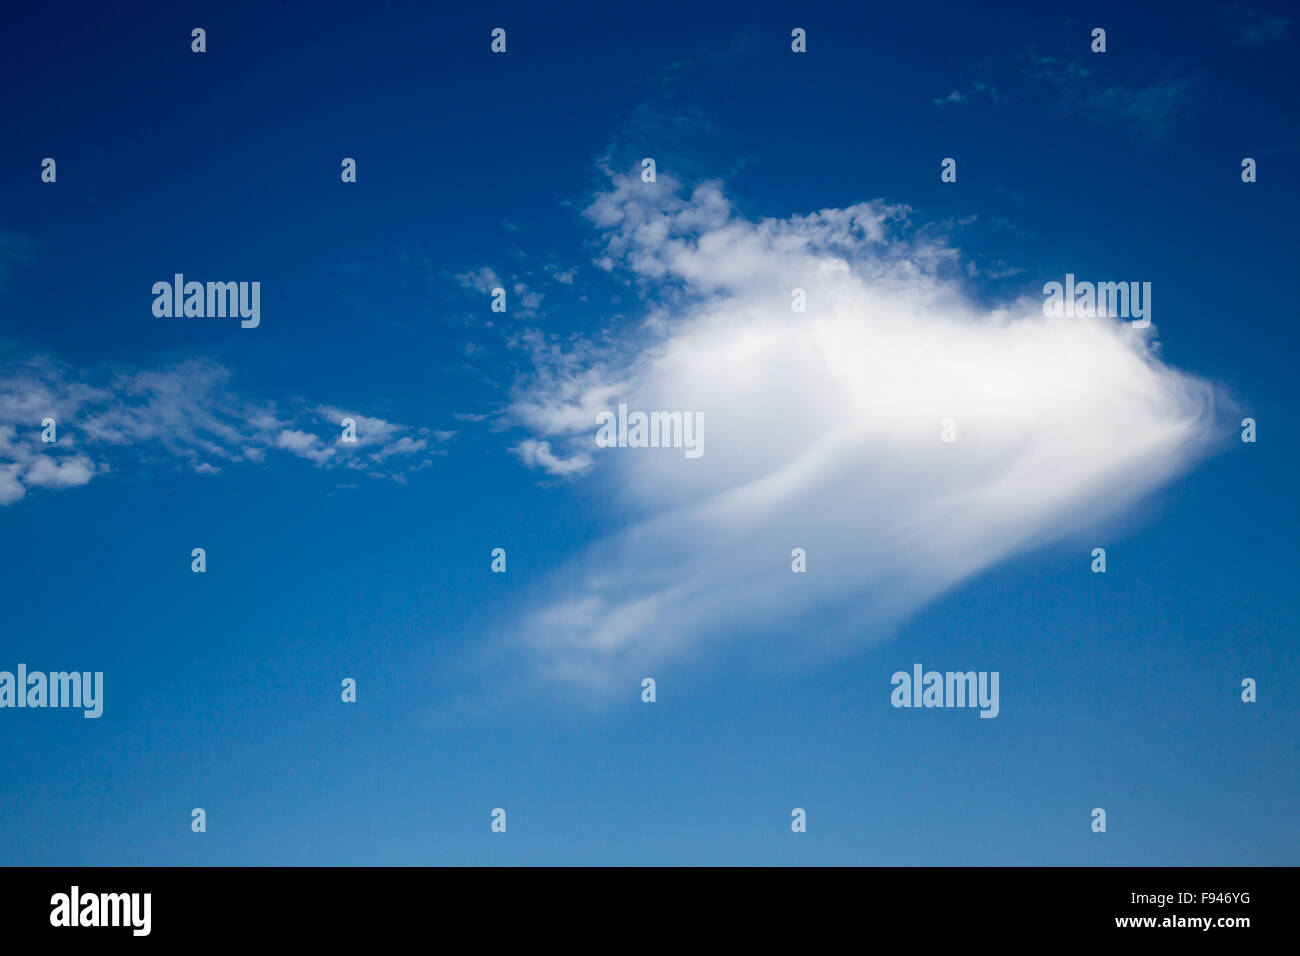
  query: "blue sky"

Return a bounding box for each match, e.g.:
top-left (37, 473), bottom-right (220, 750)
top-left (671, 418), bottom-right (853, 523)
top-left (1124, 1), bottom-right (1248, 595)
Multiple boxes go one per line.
top-left (1, 0), bottom-right (1297, 865)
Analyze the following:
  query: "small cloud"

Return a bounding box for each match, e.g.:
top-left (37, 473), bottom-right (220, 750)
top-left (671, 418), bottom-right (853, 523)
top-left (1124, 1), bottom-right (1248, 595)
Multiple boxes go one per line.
top-left (1021, 54), bottom-right (1094, 84)
top-left (24, 454), bottom-right (95, 489)
top-left (932, 83), bottom-right (1005, 109)
top-left (369, 436), bottom-right (428, 462)
top-left (0, 346), bottom-right (442, 504)
top-left (1083, 76), bottom-right (1196, 144)
top-left (315, 407), bottom-right (402, 448)
top-left (276, 429), bottom-right (335, 465)
top-left (545, 262), bottom-right (578, 285)
top-left (1016, 53), bottom-right (1194, 144)
top-left (513, 439), bottom-right (593, 476)
top-left (0, 465), bottom-right (25, 505)
top-left (454, 266), bottom-right (502, 295)
top-left (1227, 3), bottom-right (1291, 42)
top-left (968, 259), bottom-right (1026, 280)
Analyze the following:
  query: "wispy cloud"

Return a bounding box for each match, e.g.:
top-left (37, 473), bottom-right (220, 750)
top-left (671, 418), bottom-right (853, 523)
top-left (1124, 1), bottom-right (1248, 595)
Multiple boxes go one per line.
top-left (0, 346), bottom-right (442, 505)
top-left (454, 266), bottom-right (502, 295)
top-left (500, 169), bottom-right (1227, 689)
top-left (1226, 2), bottom-right (1291, 43)
top-left (932, 82), bottom-right (1005, 109)
top-left (512, 438), bottom-right (592, 476)
top-left (450, 262), bottom-right (557, 321)
top-left (1018, 54), bottom-right (1196, 144)
top-left (544, 262), bottom-right (578, 286)
top-left (936, 52), bottom-right (1197, 145)
top-left (1078, 76), bottom-right (1195, 144)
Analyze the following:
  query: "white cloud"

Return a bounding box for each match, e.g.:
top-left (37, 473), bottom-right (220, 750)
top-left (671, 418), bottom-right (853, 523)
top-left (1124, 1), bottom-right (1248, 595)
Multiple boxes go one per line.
top-left (314, 406), bottom-right (403, 448)
top-left (454, 266), bottom-right (502, 294)
top-left (276, 429), bottom-right (335, 465)
top-left (933, 82), bottom-right (1004, 109)
top-left (503, 170), bottom-right (1228, 690)
top-left (512, 439), bottom-right (593, 476)
top-left (23, 453), bottom-right (96, 489)
top-left (0, 464), bottom-right (24, 505)
top-left (545, 262), bottom-right (578, 285)
top-left (369, 436), bottom-right (428, 462)
top-left (452, 266), bottom-right (546, 318)
top-left (0, 347), bottom-right (444, 503)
